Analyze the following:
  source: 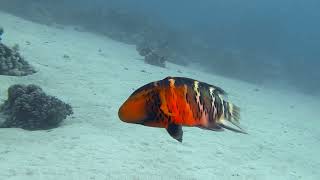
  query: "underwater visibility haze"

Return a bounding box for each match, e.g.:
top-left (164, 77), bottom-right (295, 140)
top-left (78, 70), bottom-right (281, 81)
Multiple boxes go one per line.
top-left (0, 0), bottom-right (319, 179)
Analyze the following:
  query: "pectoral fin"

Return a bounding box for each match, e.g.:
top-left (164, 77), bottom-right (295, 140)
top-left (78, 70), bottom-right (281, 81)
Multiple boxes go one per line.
top-left (166, 123), bottom-right (183, 142)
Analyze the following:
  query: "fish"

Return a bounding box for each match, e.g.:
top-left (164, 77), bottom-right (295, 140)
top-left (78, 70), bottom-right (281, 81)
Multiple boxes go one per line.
top-left (118, 77), bottom-right (247, 142)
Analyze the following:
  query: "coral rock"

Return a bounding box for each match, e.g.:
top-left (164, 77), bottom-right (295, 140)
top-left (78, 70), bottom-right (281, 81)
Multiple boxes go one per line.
top-left (136, 44), bottom-right (166, 68)
top-left (0, 84), bottom-right (73, 130)
top-left (0, 43), bottom-right (36, 76)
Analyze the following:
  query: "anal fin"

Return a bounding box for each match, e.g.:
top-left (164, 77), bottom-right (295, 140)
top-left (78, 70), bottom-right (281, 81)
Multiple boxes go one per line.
top-left (197, 125), bottom-right (224, 131)
top-left (166, 123), bottom-right (183, 142)
top-left (218, 120), bottom-right (247, 134)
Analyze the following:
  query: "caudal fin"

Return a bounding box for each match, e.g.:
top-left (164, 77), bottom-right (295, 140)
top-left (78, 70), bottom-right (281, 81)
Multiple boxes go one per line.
top-left (217, 102), bottom-right (247, 134)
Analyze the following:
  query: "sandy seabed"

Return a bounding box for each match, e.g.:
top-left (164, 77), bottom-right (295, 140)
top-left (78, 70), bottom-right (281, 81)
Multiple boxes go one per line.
top-left (0, 11), bottom-right (319, 180)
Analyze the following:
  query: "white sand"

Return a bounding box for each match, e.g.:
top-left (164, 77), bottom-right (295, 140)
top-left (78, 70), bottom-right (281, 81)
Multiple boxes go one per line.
top-left (0, 11), bottom-right (319, 180)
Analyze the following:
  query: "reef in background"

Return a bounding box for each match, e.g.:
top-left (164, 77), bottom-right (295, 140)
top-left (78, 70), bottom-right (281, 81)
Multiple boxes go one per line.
top-left (136, 42), bottom-right (169, 68)
top-left (0, 1), bottom-right (318, 94)
top-left (0, 84), bottom-right (73, 130)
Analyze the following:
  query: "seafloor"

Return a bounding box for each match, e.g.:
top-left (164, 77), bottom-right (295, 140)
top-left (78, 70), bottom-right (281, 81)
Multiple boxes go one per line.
top-left (0, 11), bottom-right (319, 180)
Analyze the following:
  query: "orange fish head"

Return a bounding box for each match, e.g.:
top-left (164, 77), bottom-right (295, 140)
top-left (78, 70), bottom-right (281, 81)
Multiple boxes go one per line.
top-left (118, 87), bottom-right (155, 124)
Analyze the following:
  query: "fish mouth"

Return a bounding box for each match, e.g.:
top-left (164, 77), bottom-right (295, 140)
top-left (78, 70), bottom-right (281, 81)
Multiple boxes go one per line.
top-left (118, 104), bottom-right (130, 122)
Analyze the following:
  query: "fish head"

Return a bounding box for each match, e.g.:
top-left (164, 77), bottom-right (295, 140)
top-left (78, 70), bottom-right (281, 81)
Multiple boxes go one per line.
top-left (118, 83), bottom-right (158, 124)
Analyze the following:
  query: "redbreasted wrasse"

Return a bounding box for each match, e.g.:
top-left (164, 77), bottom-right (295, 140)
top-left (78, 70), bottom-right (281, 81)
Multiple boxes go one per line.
top-left (118, 77), bottom-right (246, 142)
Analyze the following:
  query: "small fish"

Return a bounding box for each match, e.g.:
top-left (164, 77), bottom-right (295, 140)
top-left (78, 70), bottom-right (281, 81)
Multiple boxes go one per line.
top-left (118, 77), bottom-right (246, 142)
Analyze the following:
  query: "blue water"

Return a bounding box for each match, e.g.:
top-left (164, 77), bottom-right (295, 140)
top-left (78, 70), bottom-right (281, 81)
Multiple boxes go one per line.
top-left (9, 0), bottom-right (317, 94)
top-left (0, 0), bottom-right (319, 179)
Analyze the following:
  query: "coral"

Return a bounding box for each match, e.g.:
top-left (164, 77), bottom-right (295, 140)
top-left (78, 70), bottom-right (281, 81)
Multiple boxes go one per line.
top-left (136, 44), bottom-right (166, 68)
top-left (0, 43), bottom-right (36, 76)
top-left (136, 46), bottom-right (152, 57)
top-left (0, 84), bottom-right (73, 130)
top-left (144, 52), bottom-right (166, 68)
top-left (0, 26), bottom-right (3, 41)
